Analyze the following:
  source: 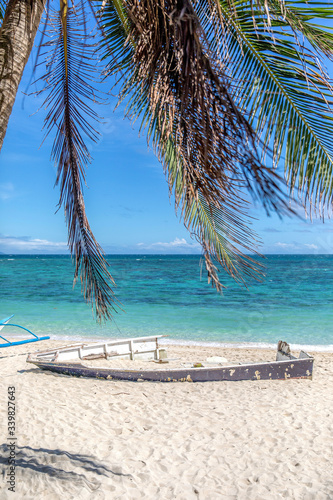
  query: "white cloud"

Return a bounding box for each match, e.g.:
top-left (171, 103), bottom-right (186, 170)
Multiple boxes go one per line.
top-left (304, 244), bottom-right (319, 250)
top-left (0, 182), bottom-right (15, 201)
top-left (136, 237), bottom-right (200, 252)
top-left (274, 242), bottom-right (297, 249)
top-left (0, 236), bottom-right (68, 254)
top-left (153, 238), bottom-right (188, 247)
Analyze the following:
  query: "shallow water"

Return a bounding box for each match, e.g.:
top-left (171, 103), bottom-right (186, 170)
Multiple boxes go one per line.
top-left (1, 254), bottom-right (332, 349)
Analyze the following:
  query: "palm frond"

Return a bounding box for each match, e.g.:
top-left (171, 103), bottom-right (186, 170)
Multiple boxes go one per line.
top-left (206, 0), bottom-right (333, 216)
top-left (146, 101), bottom-right (276, 287)
top-left (100, 0), bottom-right (292, 289)
top-left (0, 0), bottom-right (9, 22)
top-left (36, 1), bottom-right (120, 321)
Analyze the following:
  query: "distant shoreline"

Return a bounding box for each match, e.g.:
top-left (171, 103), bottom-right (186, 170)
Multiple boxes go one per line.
top-left (1, 253), bottom-right (333, 257)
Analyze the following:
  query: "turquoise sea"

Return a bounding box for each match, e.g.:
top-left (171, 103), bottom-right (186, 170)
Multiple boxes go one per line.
top-left (1, 254), bottom-right (332, 350)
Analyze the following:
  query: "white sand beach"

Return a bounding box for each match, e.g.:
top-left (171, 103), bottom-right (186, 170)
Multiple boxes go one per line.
top-left (1, 340), bottom-right (332, 499)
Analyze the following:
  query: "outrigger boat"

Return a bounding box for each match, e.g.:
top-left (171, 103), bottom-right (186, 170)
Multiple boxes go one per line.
top-left (26, 338), bottom-right (314, 382)
top-left (0, 315), bottom-right (50, 348)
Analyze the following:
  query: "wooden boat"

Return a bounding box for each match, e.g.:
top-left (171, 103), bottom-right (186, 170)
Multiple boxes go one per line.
top-left (26, 339), bottom-right (314, 382)
top-left (0, 315), bottom-right (50, 348)
top-left (26, 335), bottom-right (166, 362)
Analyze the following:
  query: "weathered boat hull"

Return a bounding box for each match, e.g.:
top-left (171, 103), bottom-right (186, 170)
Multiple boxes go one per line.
top-left (27, 357), bottom-right (314, 382)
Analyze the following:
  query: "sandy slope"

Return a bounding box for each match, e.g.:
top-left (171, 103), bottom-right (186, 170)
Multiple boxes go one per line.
top-left (0, 340), bottom-right (332, 499)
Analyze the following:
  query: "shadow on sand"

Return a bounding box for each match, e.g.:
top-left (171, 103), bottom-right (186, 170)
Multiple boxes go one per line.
top-left (0, 443), bottom-right (131, 491)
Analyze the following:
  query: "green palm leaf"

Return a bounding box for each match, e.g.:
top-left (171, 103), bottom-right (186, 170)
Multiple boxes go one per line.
top-left (0, 0), bottom-right (8, 22)
top-left (208, 0), bottom-right (333, 214)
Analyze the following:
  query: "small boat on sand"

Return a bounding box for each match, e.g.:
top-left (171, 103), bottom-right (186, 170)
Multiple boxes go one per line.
top-left (26, 338), bottom-right (314, 382)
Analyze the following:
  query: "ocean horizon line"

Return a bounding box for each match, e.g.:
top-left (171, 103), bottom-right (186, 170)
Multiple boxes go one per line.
top-left (1, 253), bottom-right (333, 257)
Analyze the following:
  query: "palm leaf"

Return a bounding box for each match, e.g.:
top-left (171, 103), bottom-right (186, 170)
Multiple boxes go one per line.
top-left (0, 0), bottom-right (9, 22)
top-left (35, 1), bottom-right (120, 321)
top-left (206, 0), bottom-right (333, 215)
top-left (100, 0), bottom-right (292, 289)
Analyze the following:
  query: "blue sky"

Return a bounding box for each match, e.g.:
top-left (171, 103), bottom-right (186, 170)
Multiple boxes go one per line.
top-left (1, 38), bottom-right (333, 256)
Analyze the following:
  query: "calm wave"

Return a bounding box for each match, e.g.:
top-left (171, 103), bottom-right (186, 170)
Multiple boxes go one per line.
top-left (0, 254), bottom-right (332, 349)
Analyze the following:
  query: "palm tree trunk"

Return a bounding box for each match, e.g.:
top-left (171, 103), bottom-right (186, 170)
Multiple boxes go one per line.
top-left (0, 0), bottom-right (45, 151)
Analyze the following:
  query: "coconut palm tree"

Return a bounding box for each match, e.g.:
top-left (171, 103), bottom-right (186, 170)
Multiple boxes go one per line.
top-left (1, 0), bottom-right (333, 321)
